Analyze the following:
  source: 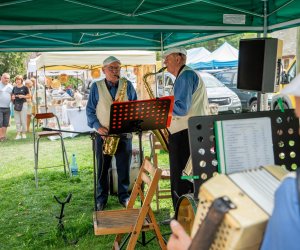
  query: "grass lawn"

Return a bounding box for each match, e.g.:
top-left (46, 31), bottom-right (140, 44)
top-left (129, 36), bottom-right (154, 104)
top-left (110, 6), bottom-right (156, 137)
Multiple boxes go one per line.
top-left (0, 118), bottom-right (173, 250)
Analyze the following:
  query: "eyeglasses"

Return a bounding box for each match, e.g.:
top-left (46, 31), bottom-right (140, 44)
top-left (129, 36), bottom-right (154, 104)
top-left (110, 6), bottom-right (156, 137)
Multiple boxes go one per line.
top-left (107, 66), bottom-right (121, 71)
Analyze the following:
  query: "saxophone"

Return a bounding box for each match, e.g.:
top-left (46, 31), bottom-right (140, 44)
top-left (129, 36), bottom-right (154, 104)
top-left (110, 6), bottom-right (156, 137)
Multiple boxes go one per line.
top-left (103, 77), bottom-right (128, 156)
top-left (143, 67), bottom-right (170, 152)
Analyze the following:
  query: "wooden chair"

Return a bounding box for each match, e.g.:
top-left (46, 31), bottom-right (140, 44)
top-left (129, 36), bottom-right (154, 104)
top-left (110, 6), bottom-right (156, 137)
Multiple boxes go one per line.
top-left (93, 158), bottom-right (167, 250)
top-left (33, 112), bottom-right (70, 188)
top-left (149, 133), bottom-right (172, 212)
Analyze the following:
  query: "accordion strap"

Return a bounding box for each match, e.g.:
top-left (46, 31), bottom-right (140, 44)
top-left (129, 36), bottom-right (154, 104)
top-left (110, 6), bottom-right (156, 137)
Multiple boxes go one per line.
top-left (188, 196), bottom-right (236, 250)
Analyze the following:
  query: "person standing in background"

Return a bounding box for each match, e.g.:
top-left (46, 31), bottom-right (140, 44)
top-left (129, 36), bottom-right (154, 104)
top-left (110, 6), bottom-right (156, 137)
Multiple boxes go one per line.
top-left (12, 75), bottom-right (31, 140)
top-left (24, 79), bottom-right (33, 132)
top-left (0, 73), bottom-right (12, 142)
top-left (31, 77), bottom-right (38, 116)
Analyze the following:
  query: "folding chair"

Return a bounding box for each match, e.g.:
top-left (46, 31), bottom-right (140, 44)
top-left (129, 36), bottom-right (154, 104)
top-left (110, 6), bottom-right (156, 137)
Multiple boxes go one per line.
top-left (149, 133), bottom-right (171, 212)
top-left (93, 158), bottom-right (167, 250)
top-left (33, 112), bottom-right (70, 188)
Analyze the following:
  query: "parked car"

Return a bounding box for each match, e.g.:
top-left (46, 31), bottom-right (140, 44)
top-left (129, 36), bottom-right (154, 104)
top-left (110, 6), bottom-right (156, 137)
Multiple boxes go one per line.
top-left (157, 71), bottom-right (242, 114)
top-left (213, 68), bottom-right (259, 112)
top-left (271, 58), bottom-right (297, 110)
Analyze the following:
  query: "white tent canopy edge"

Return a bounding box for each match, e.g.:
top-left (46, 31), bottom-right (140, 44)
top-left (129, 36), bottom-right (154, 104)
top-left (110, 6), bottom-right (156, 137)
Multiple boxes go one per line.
top-left (34, 50), bottom-right (156, 70)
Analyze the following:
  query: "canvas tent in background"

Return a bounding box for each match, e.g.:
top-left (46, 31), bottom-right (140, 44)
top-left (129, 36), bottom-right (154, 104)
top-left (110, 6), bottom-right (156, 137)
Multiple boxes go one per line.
top-left (209, 42), bottom-right (239, 68)
top-left (187, 47), bottom-right (213, 70)
top-left (29, 51), bottom-right (157, 100)
top-left (34, 51), bottom-right (156, 70)
top-left (0, 1), bottom-right (299, 51)
top-left (187, 47), bottom-right (211, 65)
top-left (188, 42), bottom-right (239, 70)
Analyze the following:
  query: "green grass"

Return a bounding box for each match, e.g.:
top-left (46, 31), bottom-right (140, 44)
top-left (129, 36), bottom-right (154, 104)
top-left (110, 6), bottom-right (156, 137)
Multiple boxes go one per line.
top-left (0, 119), bottom-right (173, 250)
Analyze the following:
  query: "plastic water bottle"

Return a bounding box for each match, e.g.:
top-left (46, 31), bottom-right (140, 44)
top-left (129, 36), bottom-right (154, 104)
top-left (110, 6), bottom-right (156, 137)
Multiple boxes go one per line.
top-left (71, 154), bottom-right (78, 176)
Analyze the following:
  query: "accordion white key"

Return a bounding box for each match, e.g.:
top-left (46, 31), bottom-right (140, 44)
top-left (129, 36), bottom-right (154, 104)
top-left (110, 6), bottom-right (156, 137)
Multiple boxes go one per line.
top-left (191, 165), bottom-right (288, 250)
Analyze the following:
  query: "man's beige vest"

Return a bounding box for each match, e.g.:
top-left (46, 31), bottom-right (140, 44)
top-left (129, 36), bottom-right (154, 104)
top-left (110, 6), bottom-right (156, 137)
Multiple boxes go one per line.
top-left (169, 66), bottom-right (209, 134)
top-left (95, 79), bottom-right (128, 129)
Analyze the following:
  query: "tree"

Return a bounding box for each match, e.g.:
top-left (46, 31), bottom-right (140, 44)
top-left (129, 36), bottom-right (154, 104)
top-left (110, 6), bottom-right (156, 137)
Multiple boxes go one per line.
top-left (0, 52), bottom-right (29, 80)
top-left (186, 33), bottom-right (257, 51)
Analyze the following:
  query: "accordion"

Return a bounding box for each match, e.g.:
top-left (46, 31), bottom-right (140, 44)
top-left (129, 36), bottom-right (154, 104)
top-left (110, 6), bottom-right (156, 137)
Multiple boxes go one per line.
top-left (191, 166), bottom-right (288, 250)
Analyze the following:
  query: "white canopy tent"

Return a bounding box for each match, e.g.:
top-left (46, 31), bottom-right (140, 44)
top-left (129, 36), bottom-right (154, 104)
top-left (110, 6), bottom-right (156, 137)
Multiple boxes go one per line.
top-left (209, 42), bottom-right (239, 63)
top-left (186, 47), bottom-right (211, 65)
top-left (34, 51), bottom-right (156, 71)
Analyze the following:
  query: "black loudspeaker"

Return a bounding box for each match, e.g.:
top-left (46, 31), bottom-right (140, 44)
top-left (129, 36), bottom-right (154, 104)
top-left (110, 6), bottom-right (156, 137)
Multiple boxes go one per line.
top-left (237, 38), bottom-right (283, 93)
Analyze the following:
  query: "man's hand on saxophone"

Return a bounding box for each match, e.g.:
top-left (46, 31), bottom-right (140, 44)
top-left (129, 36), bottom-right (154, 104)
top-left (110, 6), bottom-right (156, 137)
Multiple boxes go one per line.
top-left (97, 126), bottom-right (108, 140)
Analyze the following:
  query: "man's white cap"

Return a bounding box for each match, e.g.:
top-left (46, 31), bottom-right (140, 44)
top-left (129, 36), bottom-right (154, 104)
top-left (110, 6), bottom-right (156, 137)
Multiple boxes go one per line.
top-left (280, 74), bottom-right (300, 96)
top-left (163, 47), bottom-right (187, 59)
top-left (103, 56), bottom-right (121, 66)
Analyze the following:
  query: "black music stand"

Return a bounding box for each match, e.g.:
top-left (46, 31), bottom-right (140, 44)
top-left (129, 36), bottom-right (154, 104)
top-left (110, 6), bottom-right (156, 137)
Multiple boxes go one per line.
top-left (188, 109), bottom-right (300, 200)
top-left (108, 96), bottom-right (173, 246)
top-left (109, 96), bottom-right (173, 168)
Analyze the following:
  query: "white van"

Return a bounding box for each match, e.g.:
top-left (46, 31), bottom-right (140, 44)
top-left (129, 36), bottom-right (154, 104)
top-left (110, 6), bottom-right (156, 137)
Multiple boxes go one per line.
top-left (156, 71), bottom-right (242, 114)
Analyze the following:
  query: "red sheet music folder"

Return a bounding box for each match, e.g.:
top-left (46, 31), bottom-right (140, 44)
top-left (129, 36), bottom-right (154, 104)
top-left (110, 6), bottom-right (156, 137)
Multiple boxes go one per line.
top-left (108, 96), bottom-right (174, 134)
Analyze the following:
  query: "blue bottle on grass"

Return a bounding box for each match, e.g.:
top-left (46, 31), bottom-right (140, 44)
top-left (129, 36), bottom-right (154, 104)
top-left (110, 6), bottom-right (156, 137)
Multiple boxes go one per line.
top-left (71, 154), bottom-right (78, 176)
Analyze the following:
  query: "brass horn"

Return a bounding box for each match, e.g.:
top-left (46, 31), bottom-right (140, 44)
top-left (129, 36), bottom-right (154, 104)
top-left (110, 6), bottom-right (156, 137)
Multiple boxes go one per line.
top-left (143, 67), bottom-right (169, 152)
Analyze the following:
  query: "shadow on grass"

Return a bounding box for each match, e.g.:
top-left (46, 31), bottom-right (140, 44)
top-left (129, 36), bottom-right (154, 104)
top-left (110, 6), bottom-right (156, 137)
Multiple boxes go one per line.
top-left (0, 170), bottom-right (173, 249)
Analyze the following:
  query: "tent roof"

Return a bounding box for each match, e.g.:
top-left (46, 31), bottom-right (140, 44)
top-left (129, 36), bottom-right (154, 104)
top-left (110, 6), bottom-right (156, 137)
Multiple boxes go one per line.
top-left (34, 51), bottom-right (156, 70)
top-left (0, 0), bottom-right (299, 51)
top-left (187, 47), bottom-right (211, 65)
top-left (188, 42), bottom-right (239, 69)
top-left (206, 42), bottom-right (239, 62)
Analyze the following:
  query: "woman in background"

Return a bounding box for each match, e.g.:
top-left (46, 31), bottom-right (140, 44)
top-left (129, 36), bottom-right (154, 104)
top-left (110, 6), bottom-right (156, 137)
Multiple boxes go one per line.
top-left (12, 75), bottom-right (30, 139)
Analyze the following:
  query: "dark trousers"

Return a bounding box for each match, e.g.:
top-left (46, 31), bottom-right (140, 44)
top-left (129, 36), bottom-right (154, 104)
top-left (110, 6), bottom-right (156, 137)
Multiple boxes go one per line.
top-left (95, 134), bottom-right (132, 204)
top-left (169, 129), bottom-right (194, 210)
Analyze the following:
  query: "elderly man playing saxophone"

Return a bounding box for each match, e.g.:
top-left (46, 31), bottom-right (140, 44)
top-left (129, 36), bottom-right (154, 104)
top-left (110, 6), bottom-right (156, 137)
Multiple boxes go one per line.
top-left (86, 56), bottom-right (137, 211)
top-left (163, 47), bottom-right (210, 213)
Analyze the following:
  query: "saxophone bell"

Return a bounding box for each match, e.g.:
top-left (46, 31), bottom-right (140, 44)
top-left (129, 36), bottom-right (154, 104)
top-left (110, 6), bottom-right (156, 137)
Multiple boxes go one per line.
top-left (142, 67), bottom-right (170, 152)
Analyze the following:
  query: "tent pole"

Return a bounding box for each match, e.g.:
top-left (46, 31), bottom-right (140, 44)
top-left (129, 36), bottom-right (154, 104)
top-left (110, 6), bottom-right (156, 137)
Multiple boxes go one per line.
top-left (262, 0), bottom-right (269, 111)
top-left (160, 32), bottom-right (166, 97)
top-left (257, 0), bottom-right (269, 112)
top-left (35, 70), bottom-right (38, 114)
top-left (43, 66), bottom-right (48, 113)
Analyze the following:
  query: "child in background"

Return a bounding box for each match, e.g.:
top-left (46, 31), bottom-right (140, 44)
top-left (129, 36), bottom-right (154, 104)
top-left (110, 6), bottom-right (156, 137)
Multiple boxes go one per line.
top-left (24, 79), bottom-right (33, 132)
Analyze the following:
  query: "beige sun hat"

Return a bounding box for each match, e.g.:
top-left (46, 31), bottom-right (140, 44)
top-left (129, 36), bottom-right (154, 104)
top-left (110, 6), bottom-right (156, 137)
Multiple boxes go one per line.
top-left (280, 74), bottom-right (300, 97)
top-left (163, 47), bottom-right (187, 59)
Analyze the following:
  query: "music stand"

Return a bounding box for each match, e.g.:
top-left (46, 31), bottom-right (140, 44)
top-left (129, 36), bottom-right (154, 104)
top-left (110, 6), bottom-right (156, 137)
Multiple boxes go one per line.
top-left (188, 109), bottom-right (300, 200)
top-left (108, 96), bottom-right (173, 167)
top-left (107, 96), bottom-right (173, 246)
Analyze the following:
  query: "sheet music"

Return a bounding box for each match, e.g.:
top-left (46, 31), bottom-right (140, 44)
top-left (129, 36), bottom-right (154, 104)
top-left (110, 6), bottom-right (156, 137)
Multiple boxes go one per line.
top-left (215, 117), bottom-right (274, 174)
top-left (229, 168), bottom-right (281, 215)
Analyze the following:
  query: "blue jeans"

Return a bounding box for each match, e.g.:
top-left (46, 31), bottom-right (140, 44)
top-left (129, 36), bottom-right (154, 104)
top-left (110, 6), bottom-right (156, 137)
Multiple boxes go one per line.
top-left (95, 134), bottom-right (132, 204)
